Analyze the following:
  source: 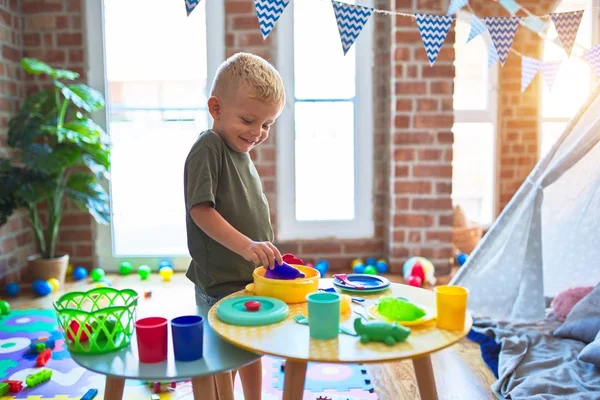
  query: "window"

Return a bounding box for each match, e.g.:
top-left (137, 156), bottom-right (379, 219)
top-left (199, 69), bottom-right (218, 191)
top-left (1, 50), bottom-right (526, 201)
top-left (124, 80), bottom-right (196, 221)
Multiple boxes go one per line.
top-left (276, 0), bottom-right (374, 240)
top-left (84, 0), bottom-right (224, 269)
top-left (541, 0), bottom-right (596, 158)
top-left (452, 11), bottom-right (498, 227)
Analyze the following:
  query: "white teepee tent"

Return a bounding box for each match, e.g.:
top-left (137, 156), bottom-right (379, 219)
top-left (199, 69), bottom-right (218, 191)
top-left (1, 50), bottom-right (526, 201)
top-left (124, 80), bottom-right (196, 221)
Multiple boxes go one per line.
top-left (451, 83), bottom-right (600, 322)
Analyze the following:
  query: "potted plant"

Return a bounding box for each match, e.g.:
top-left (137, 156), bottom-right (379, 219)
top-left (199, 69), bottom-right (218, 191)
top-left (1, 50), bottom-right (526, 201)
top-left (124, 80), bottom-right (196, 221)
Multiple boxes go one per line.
top-left (0, 58), bottom-right (110, 286)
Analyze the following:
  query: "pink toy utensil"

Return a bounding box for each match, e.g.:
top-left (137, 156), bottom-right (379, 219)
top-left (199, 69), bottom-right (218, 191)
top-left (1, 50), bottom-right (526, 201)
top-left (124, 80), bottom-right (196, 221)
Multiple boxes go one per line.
top-left (333, 274), bottom-right (365, 290)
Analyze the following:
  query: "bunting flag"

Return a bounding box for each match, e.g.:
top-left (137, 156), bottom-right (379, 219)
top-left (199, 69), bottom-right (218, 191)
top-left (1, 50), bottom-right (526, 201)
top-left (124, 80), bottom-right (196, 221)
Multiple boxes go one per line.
top-left (185, 0), bottom-right (201, 16)
top-left (331, 1), bottom-right (373, 55)
top-left (415, 14), bottom-right (453, 66)
top-left (550, 11), bottom-right (584, 57)
top-left (446, 0), bottom-right (467, 16)
top-left (488, 42), bottom-right (499, 68)
top-left (521, 56), bottom-right (541, 92)
top-left (583, 45), bottom-right (600, 77)
top-left (484, 16), bottom-right (520, 66)
top-left (254, 0), bottom-right (290, 39)
top-left (467, 15), bottom-right (486, 43)
top-left (542, 60), bottom-right (562, 90)
top-left (499, 0), bottom-right (521, 15)
top-left (523, 16), bottom-right (546, 33)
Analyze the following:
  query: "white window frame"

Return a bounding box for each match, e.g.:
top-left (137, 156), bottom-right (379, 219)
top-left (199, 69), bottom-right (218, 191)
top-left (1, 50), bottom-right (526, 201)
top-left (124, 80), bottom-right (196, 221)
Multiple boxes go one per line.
top-left (275, 0), bottom-right (374, 241)
top-left (83, 0), bottom-right (224, 271)
top-left (452, 10), bottom-right (499, 225)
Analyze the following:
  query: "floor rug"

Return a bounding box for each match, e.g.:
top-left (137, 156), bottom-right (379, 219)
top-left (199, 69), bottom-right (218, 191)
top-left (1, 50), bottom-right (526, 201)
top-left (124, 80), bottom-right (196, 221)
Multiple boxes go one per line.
top-left (0, 309), bottom-right (378, 399)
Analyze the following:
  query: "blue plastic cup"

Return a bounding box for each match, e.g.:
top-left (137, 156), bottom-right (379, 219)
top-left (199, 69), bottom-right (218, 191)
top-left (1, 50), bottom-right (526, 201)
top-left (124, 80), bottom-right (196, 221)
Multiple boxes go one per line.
top-left (170, 315), bottom-right (204, 362)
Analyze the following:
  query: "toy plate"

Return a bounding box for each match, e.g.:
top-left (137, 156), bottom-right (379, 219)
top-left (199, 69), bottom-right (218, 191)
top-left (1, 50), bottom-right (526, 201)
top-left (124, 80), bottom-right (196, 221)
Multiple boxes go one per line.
top-left (332, 274), bottom-right (390, 293)
top-left (216, 296), bottom-right (289, 326)
top-left (366, 303), bottom-right (436, 326)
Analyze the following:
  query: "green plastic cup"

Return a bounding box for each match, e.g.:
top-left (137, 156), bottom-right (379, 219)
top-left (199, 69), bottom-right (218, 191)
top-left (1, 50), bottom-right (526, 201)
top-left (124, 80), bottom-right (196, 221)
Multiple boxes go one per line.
top-left (307, 292), bottom-right (340, 340)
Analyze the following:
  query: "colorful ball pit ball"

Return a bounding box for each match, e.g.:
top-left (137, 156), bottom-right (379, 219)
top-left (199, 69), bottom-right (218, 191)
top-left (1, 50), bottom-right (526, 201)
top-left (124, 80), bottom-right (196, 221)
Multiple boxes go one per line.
top-left (403, 257), bottom-right (435, 284)
top-left (158, 260), bottom-right (173, 271)
top-left (91, 268), bottom-right (105, 282)
top-left (138, 265), bottom-right (151, 280)
top-left (47, 278), bottom-right (60, 292)
top-left (159, 267), bottom-right (174, 281)
top-left (363, 265), bottom-right (377, 275)
top-left (32, 280), bottom-right (53, 297)
top-left (365, 257), bottom-right (377, 267)
top-left (457, 253), bottom-right (468, 266)
top-left (119, 261), bottom-right (133, 275)
top-left (375, 260), bottom-right (389, 273)
top-left (314, 260), bottom-right (329, 276)
top-left (351, 258), bottom-right (363, 268)
top-left (0, 300), bottom-right (10, 315)
top-left (353, 263), bottom-right (366, 273)
top-left (73, 266), bottom-right (88, 281)
top-left (5, 282), bottom-right (20, 297)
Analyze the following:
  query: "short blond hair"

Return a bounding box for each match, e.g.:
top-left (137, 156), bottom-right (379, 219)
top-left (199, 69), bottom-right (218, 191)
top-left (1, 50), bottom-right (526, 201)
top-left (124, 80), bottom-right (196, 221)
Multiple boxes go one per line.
top-left (210, 52), bottom-right (285, 108)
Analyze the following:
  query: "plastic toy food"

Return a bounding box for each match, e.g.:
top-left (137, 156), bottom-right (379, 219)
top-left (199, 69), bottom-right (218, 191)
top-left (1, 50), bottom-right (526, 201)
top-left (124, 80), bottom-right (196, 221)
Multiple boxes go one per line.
top-left (377, 297), bottom-right (426, 321)
top-left (353, 317), bottom-right (410, 346)
top-left (264, 260), bottom-right (306, 280)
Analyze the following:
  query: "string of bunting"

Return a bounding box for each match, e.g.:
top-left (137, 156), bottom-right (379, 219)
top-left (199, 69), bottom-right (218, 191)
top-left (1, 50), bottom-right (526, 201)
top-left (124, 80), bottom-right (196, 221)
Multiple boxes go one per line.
top-left (185, 0), bottom-right (600, 93)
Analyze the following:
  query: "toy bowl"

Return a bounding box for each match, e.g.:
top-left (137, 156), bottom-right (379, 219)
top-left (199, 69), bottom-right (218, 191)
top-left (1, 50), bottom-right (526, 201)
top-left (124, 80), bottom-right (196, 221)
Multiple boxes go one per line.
top-left (245, 265), bottom-right (320, 304)
top-left (53, 287), bottom-right (138, 354)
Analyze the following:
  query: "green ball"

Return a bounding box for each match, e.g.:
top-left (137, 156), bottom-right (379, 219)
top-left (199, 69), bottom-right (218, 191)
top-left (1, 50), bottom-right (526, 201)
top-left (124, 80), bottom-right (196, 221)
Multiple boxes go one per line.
top-left (138, 265), bottom-right (151, 280)
top-left (119, 261), bottom-right (133, 275)
top-left (91, 268), bottom-right (105, 282)
top-left (363, 265), bottom-right (377, 275)
top-left (0, 300), bottom-right (9, 315)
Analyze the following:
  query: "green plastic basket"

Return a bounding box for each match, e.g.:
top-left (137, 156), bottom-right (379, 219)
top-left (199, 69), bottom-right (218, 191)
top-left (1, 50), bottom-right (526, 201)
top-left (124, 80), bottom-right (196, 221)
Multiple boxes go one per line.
top-left (53, 287), bottom-right (139, 354)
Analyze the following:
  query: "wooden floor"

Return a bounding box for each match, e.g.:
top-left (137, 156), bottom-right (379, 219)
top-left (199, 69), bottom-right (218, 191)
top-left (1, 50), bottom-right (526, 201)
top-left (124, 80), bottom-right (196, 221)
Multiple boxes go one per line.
top-left (5, 272), bottom-right (496, 400)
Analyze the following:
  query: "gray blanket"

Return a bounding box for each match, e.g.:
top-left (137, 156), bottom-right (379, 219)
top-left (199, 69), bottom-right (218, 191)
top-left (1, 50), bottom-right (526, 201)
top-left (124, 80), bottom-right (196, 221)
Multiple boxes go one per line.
top-left (473, 315), bottom-right (600, 399)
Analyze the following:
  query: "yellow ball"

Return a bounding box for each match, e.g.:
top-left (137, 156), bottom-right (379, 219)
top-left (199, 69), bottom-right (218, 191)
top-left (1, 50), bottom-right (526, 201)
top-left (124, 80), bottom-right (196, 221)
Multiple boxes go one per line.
top-left (66, 264), bottom-right (74, 276)
top-left (351, 258), bottom-right (363, 268)
top-left (96, 282), bottom-right (109, 288)
top-left (47, 278), bottom-right (60, 292)
top-left (159, 267), bottom-right (174, 281)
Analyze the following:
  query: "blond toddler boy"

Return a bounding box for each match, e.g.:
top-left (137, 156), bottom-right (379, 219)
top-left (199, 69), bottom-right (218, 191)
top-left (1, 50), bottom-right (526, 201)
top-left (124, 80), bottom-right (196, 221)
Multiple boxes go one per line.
top-left (184, 52), bottom-right (286, 399)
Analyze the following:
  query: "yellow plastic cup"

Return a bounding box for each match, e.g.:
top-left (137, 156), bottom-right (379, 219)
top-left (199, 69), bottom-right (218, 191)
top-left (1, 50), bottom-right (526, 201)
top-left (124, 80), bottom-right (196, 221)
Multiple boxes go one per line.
top-left (434, 285), bottom-right (468, 330)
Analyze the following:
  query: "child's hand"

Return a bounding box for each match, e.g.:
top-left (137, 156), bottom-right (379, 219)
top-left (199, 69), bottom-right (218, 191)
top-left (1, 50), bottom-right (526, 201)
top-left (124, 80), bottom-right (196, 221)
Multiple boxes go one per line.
top-left (241, 241), bottom-right (283, 270)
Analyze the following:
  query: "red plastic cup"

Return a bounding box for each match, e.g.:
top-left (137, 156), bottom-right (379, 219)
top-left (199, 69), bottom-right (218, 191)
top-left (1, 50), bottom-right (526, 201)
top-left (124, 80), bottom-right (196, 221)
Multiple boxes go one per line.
top-left (135, 317), bottom-right (168, 363)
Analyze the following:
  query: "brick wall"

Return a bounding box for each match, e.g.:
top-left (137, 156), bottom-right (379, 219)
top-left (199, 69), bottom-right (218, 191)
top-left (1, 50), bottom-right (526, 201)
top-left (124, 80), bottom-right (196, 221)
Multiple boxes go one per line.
top-left (0, 0), bottom-right (90, 281)
top-left (387, 0), bottom-right (456, 274)
top-left (0, 0), bottom-right (30, 281)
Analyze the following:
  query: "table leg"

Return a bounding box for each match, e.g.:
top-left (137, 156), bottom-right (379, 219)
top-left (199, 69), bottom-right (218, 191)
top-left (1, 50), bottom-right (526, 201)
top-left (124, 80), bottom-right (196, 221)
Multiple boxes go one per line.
top-left (282, 360), bottom-right (307, 400)
top-left (412, 354), bottom-right (438, 400)
top-left (192, 375), bottom-right (218, 400)
top-left (215, 371), bottom-right (235, 400)
top-left (104, 376), bottom-right (125, 400)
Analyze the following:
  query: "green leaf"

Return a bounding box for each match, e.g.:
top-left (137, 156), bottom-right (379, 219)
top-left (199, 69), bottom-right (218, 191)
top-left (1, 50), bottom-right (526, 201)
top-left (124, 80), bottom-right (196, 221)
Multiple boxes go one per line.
top-left (63, 118), bottom-right (111, 146)
top-left (8, 90), bottom-right (56, 148)
top-left (55, 81), bottom-right (104, 112)
top-left (22, 143), bottom-right (81, 173)
top-left (65, 173), bottom-right (110, 224)
top-left (21, 58), bottom-right (79, 80)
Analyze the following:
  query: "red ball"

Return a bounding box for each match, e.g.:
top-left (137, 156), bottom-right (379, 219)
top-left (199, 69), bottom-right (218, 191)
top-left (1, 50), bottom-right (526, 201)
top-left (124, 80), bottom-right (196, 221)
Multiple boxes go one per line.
top-left (406, 275), bottom-right (422, 287)
top-left (411, 262), bottom-right (426, 282)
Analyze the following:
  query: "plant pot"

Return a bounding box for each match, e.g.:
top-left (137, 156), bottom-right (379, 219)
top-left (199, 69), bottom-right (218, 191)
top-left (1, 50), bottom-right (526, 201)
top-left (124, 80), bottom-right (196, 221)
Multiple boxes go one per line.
top-left (27, 254), bottom-right (70, 287)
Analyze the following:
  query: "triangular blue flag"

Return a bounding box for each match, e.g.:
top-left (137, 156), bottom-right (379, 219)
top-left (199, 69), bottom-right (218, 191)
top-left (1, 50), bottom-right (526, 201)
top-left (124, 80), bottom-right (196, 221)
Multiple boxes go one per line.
top-left (254, 0), bottom-right (290, 39)
top-left (488, 42), bottom-right (499, 68)
top-left (332, 1), bottom-right (373, 55)
top-left (447, 0), bottom-right (468, 16)
top-left (484, 16), bottom-right (520, 66)
top-left (415, 14), bottom-right (453, 66)
top-left (467, 15), bottom-right (486, 43)
top-left (185, 0), bottom-right (201, 17)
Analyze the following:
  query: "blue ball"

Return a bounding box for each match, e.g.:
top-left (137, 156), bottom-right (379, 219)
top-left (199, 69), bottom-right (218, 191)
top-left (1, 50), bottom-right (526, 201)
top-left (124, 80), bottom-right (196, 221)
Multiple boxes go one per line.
top-left (365, 257), bottom-right (377, 267)
top-left (315, 260), bottom-right (329, 276)
top-left (353, 263), bottom-right (365, 273)
top-left (457, 253), bottom-right (468, 266)
top-left (375, 260), bottom-right (389, 273)
top-left (5, 282), bottom-right (19, 296)
top-left (158, 260), bottom-right (172, 271)
top-left (33, 280), bottom-right (52, 297)
top-left (73, 266), bottom-right (88, 281)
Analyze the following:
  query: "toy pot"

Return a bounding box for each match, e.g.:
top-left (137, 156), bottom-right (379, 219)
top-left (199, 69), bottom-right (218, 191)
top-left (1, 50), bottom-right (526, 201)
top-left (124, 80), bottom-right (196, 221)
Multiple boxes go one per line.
top-left (245, 265), bottom-right (320, 304)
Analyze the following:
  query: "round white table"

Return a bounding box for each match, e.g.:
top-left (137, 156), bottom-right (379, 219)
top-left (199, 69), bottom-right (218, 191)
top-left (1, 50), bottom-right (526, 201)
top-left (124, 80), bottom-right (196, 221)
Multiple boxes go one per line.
top-left (70, 304), bottom-right (260, 400)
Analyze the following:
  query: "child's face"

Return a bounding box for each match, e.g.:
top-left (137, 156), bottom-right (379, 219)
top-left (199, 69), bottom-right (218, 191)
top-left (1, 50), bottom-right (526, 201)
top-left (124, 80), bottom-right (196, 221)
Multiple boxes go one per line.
top-left (210, 86), bottom-right (282, 153)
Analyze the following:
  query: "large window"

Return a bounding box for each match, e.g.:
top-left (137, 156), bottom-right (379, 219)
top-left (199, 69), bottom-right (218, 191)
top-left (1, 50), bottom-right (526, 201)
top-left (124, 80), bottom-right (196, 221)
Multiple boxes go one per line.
top-left (84, 0), bottom-right (224, 269)
top-left (452, 12), bottom-right (498, 227)
top-left (541, 0), bottom-right (596, 158)
top-left (276, 0), bottom-right (374, 240)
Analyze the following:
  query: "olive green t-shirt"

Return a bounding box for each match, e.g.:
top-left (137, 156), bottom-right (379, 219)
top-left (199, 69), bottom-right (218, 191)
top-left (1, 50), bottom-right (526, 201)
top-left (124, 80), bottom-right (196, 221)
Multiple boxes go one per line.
top-left (184, 130), bottom-right (274, 297)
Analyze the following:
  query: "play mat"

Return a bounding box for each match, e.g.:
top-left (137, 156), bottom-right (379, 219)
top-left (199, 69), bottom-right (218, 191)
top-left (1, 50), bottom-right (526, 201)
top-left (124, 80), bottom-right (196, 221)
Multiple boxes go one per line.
top-left (0, 309), bottom-right (378, 399)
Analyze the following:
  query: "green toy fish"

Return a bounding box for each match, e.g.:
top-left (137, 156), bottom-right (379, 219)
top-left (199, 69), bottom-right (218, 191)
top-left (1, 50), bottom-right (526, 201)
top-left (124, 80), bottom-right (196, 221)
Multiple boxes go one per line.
top-left (354, 317), bottom-right (411, 346)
